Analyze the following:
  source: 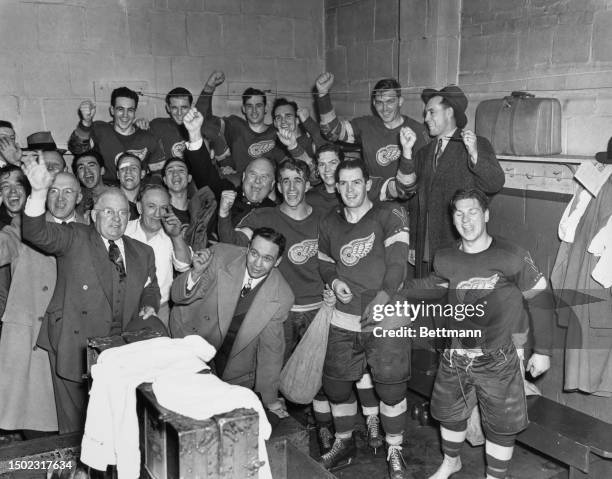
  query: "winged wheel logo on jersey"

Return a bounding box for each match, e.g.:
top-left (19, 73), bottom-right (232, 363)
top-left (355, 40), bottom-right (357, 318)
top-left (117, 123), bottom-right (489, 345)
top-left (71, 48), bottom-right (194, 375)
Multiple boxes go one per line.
top-left (340, 232), bottom-right (375, 266)
top-left (248, 140), bottom-right (275, 158)
top-left (456, 273), bottom-right (500, 304)
top-left (375, 144), bottom-right (401, 166)
top-left (288, 238), bottom-right (318, 265)
top-left (171, 141), bottom-right (186, 158)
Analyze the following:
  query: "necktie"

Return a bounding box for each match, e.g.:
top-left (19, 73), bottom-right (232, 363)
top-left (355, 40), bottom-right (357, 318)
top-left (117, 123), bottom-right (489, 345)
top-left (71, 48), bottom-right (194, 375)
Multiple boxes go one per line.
top-left (433, 138), bottom-right (443, 171)
top-left (240, 277), bottom-right (253, 297)
top-left (108, 239), bottom-right (126, 281)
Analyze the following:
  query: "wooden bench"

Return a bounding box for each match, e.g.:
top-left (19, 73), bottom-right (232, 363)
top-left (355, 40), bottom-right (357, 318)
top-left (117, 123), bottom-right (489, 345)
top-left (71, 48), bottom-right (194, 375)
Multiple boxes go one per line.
top-left (407, 370), bottom-right (612, 478)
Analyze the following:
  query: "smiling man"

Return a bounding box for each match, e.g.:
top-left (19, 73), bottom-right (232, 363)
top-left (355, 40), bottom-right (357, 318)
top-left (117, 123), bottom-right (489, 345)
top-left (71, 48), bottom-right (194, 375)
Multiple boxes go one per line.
top-left (116, 153), bottom-right (145, 220)
top-left (72, 151), bottom-right (107, 218)
top-left (317, 159), bottom-right (411, 478)
top-left (68, 87), bottom-right (165, 183)
top-left (314, 72), bottom-right (429, 181)
top-left (21, 156), bottom-right (161, 433)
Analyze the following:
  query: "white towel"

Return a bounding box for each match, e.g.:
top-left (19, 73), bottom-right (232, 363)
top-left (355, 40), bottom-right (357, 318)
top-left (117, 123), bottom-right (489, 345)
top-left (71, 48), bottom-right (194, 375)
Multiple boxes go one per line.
top-left (153, 373), bottom-right (273, 479)
top-left (588, 214), bottom-right (612, 288)
top-left (80, 335), bottom-right (216, 479)
top-left (558, 187), bottom-right (592, 243)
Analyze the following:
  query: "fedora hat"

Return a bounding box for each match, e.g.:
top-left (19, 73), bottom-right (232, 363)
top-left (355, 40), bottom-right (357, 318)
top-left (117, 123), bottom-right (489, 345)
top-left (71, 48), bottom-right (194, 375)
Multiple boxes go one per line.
top-left (421, 85), bottom-right (468, 129)
top-left (23, 131), bottom-right (66, 154)
top-left (595, 136), bottom-right (612, 164)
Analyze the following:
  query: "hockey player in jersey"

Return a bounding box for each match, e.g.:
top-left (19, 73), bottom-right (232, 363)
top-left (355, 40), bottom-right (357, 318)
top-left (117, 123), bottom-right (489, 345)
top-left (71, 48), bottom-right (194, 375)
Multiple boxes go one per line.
top-left (317, 159), bottom-right (411, 478)
top-left (396, 188), bottom-right (550, 479)
top-left (314, 72), bottom-right (429, 181)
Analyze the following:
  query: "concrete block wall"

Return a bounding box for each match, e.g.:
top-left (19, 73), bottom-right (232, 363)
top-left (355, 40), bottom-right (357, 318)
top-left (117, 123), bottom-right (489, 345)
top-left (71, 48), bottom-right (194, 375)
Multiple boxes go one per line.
top-left (324, 0), bottom-right (461, 119)
top-left (461, 0), bottom-right (612, 156)
top-left (0, 0), bottom-right (324, 149)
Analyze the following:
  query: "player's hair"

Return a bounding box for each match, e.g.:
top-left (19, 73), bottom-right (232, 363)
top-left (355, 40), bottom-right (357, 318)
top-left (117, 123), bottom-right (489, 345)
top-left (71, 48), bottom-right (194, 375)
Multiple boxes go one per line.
top-left (165, 87), bottom-right (193, 106)
top-left (162, 157), bottom-right (191, 178)
top-left (272, 98), bottom-right (298, 118)
top-left (277, 158), bottom-right (310, 183)
top-left (137, 183), bottom-right (170, 202)
top-left (0, 120), bottom-right (14, 130)
top-left (335, 158), bottom-right (370, 183)
top-left (71, 151), bottom-right (104, 176)
top-left (116, 152), bottom-right (142, 170)
top-left (450, 188), bottom-right (490, 212)
top-left (242, 88), bottom-right (267, 107)
top-left (0, 164), bottom-right (31, 196)
top-left (315, 143), bottom-right (344, 164)
top-left (372, 78), bottom-right (402, 98)
top-left (111, 87), bottom-right (139, 108)
top-left (250, 226), bottom-right (286, 258)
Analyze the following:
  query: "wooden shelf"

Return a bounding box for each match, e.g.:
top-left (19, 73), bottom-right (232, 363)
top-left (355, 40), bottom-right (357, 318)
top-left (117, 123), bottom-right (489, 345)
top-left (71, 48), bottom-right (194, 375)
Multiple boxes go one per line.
top-left (497, 154), bottom-right (592, 165)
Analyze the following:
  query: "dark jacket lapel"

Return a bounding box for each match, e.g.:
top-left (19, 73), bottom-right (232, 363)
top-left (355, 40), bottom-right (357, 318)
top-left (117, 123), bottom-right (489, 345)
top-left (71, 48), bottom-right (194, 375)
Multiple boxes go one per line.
top-left (88, 226), bottom-right (113, 306)
top-left (217, 253), bottom-right (245, 337)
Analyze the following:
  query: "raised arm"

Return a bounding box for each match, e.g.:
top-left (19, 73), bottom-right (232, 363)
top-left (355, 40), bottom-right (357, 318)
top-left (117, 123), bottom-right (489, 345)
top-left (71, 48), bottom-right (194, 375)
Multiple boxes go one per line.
top-left (68, 100), bottom-right (96, 155)
top-left (315, 72), bottom-right (359, 144)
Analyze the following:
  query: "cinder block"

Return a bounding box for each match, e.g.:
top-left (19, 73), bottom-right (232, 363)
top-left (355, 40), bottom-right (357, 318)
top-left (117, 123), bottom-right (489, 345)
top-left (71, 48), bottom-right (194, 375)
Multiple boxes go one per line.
top-left (559, 11), bottom-right (594, 24)
top-left (438, 36), bottom-right (460, 86)
top-left (326, 46), bottom-right (348, 86)
top-left (565, 70), bottom-right (612, 89)
top-left (128, 9), bottom-right (151, 55)
top-left (0, 55), bottom-right (23, 96)
top-left (438, 0), bottom-right (461, 36)
top-left (202, 55), bottom-right (242, 83)
top-left (525, 74), bottom-right (566, 92)
top-left (261, 17), bottom-right (294, 58)
top-left (398, 40), bottom-right (410, 87)
top-left (125, 0), bottom-right (155, 8)
top-left (18, 98), bottom-right (46, 139)
top-left (594, 95), bottom-right (612, 115)
top-left (325, 8), bottom-right (337, 50)
top-left (519, 28), bottom-right (553, 69)
top-left (346, 43), bottom-right (367, 82)
top-left (187, 12), bottom-right (221, 56)
top-left (336, 4), bottom-right (355, 46)
top-left (0, 96), bottom-right (20, 127)
top-left (592, 11), bottom-right (612, 61)
top-left (43, 99), bottom-right (82, 149)
top-left (294, 18), bottom-right (317, 59)
top-left (462, 0), bottom-right (490, 17)
top-left (565, 115), bottom-right (612, 156)
top-left (489, 0), bottom-right (524, 12)
top-left (243, 58), bottom-right (277, 83)
top-left (38, 4), bottom-right (85, 52)
top-left (204, 0), bottom-right (240, 13)
top-left (367, 40), bottom-right (394, 80)
top-left (279, 0), bottom-right (317, 19)
top-left (552, 24), bottom-right (591, 63)
top-left (85, 6), bottom-right (129, 53)
top-left (0, 2), bottom-right (37, 51)
top-left (23, 53), bottom-right (72, 97)
top-left (408, 37), bottom-right (436, 87)
top-left (354, 0), bottom-right (374, 44)
top-left (220, 15), bottom-right (258, 57)
top-left (528, 14), bottom-right (559, 29)
top-left (151, 11), bottom-right (186, 56)
top-left (154, 56), bottom-right (173, 97)
top-left (560, 96), bottom-right (596, 116)
top-left (275, 58), bottom-right (309, 93)
top-left (459, 35), bottom-right (487, 73)
top-left (486, 33), bottom-right (519, 71)
top-left (167, 0), bottom-right (203, 10)
top-left (171, 56), bottom-right (205, 94)
top-left (68, 53), bottom-right (114, 98)
top-left (374, 0), bottom-right (398, 41)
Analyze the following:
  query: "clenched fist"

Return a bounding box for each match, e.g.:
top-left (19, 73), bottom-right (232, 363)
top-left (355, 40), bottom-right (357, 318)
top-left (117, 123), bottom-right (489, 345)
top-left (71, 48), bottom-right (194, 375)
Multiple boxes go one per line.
top-left (315, 72), bottom-right (334, 96)
top-left (219, 190), bottom-right (237, 218)
top-left (182, 108), bottom-right (204, 140)
top-left (205, 71), bottom-right (225, 91)
top-left (79, 100), bottom-right (96, 126)
top-left (399, 126), bottom-right (417, 154)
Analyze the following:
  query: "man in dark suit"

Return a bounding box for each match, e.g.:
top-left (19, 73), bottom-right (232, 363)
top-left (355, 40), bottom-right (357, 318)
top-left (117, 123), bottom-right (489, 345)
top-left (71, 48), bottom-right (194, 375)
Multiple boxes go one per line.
top-left (170, 227), bottom-right (294, 418)
top-left (21, 155), bottom-right (161, 433)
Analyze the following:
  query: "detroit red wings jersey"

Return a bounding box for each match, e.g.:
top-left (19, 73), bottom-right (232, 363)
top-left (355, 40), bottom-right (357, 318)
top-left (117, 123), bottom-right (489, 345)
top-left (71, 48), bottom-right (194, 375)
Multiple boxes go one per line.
top-left (236, 206), bottom-right (325, 307)
top-left (223, 116), bottom-right (281, 174)
top-left (318, 202), bottom-right (410, 316)
top-left (342, 116), bottom-right (428, 179)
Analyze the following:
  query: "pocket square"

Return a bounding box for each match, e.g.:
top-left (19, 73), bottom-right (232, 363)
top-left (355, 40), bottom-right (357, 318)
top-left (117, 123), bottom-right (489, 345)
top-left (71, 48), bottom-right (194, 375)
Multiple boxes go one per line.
top-left (144, 276), bottom-right (151, 288)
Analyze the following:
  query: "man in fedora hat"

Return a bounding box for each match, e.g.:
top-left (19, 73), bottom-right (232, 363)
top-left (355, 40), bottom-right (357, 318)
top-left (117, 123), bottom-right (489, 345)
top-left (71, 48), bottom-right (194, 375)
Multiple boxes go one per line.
top-left (22, 131), bottom-right (67, 178)
top-left (395, 85), bottom-right (505, 277)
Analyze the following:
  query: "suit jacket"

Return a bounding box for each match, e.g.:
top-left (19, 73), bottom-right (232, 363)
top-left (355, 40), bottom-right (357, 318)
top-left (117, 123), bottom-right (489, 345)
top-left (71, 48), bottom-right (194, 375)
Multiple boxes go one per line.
top-left (412, 130), bottom-right (505, 276)
top-left (170, 243), bottom-right (294, 405)
top-left (22, 213), bottom-right (160, 383)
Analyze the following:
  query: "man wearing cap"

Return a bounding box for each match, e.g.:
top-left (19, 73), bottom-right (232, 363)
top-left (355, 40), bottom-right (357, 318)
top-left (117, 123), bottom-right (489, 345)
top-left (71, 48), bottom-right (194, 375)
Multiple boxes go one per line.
top-left (21, 132), bottom-right (67, 178)
top-left (20, 155), bottom-right (162, 433)
top-left (395, 85), bottom-right (505, 277)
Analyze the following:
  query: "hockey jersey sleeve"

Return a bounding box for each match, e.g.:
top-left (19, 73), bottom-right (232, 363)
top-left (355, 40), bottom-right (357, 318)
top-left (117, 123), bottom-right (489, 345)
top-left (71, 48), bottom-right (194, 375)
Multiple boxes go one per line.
top-left (381, 205), bottom-right (410, 295)
top-left (468, 136), bottom-right (505, 194)
top-left (68, 120), bottom-right (97, 155)
top-left (316, 93), bottom-right (361, 144)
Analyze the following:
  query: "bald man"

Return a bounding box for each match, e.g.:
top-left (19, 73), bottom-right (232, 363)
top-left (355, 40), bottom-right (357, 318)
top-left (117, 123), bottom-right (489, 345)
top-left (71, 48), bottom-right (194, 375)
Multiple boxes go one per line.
top-left (21, 157), bottom-right (161, 433)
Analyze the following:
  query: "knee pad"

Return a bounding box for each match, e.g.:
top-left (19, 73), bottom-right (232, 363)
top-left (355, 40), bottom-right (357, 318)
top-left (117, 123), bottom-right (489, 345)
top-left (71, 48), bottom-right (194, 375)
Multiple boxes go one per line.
top-left (374, 382), bottom-right (407, 406)
top-left (323, 377), bottom-right (354, 404)
top-left (483, 426), bottom-right (516, 448)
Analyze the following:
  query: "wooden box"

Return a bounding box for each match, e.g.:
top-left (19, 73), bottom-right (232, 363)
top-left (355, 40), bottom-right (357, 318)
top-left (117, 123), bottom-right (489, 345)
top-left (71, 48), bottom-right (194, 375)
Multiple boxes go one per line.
top-left (137, 383), bottom-right (262, 479)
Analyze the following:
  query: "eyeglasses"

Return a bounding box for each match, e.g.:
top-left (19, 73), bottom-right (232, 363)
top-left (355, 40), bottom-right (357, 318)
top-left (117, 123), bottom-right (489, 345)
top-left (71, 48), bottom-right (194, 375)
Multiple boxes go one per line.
top-left (93, 208), bottom-right (129, 219)
top-left (247, 247), bottom-right (276, 264)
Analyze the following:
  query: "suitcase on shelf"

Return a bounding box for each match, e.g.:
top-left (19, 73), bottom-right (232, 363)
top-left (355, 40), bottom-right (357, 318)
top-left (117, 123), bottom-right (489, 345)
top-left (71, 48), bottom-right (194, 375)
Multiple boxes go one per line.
top-left (475, 91), bottom-right (562, 156)
top-left (137, 383), bottom-right (262, 479)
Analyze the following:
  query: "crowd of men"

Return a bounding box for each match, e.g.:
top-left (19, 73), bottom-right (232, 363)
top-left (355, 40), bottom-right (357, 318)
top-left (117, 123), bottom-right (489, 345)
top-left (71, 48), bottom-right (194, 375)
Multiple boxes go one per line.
top-left (0, 70), bottom-right (553, 479)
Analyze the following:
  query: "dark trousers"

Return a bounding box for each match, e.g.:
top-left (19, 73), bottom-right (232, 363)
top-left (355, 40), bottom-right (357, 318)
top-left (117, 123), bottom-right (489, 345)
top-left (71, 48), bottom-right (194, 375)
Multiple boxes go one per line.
top-left (48, 349), bottom-right (88, 434)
